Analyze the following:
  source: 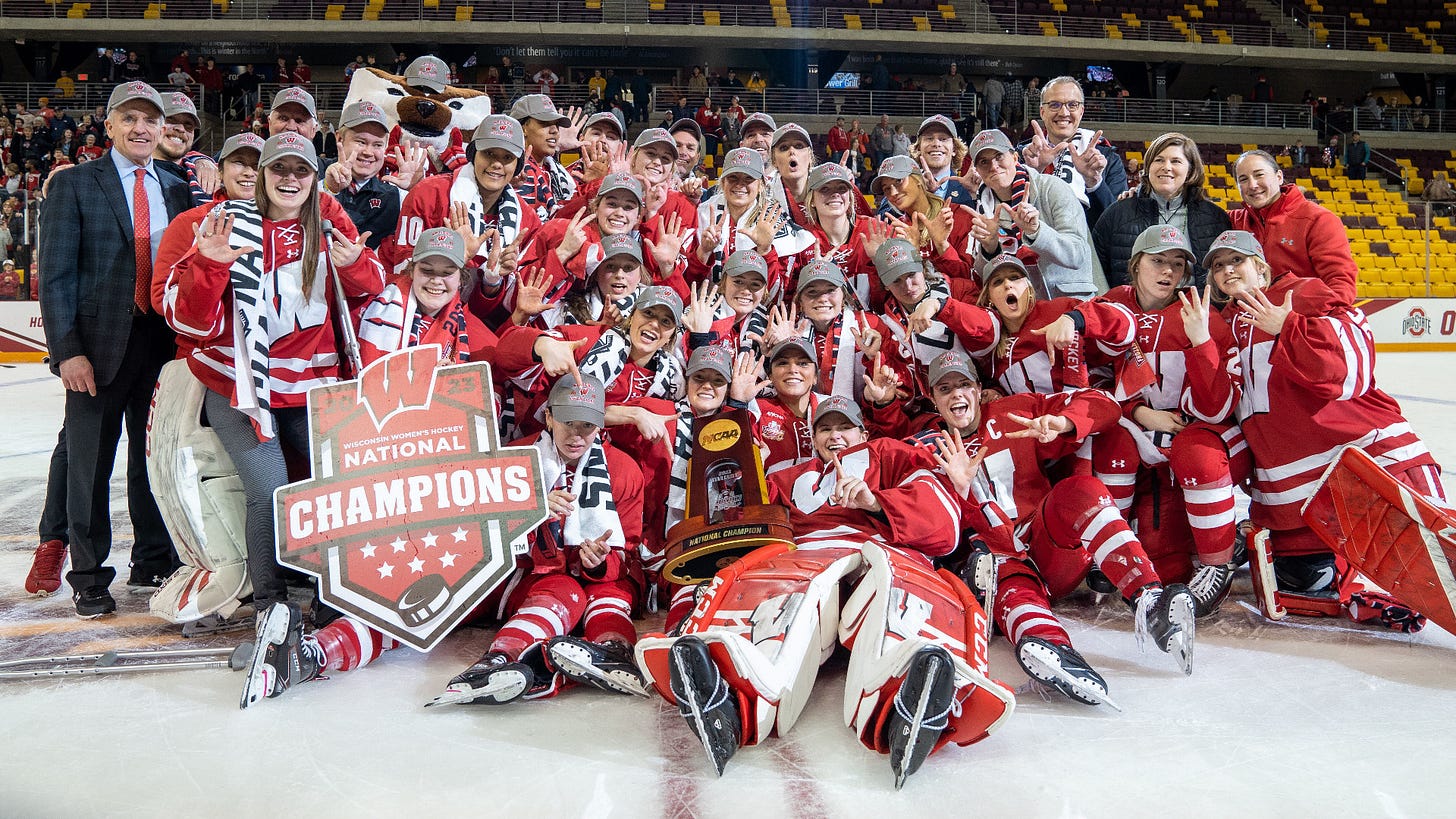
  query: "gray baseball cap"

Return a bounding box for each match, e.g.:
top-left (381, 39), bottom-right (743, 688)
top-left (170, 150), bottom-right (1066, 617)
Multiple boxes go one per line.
top-left (873, 238), bottom-right (922, 286)
top-left (472, 115), bottom-right (526, 157)
top-left (806, 162), bottom-right (855, 193)
top-left (162, 91), bottom-right (199, 127)
top-left (719, 147), bottom-right (765, 180)
top-left (635, 285), bottom-right (684, 325)
top-left (412, 227), bottom-right (466, 267)
top-left (928, 350), bottom-right (978, 387)
top-left (510, 94), bottom-right (571, 126)
top-left (217, 132), bottom-right (265, 162)
top-left (404, 56), bottom-right (450, 93)
top-left (270, 86), bottom-right (317, 118)
top-left (1132, 224), bottom-right (1195, 262)
top-left (339, 99), bottom-right (390, 132)
top-left (597, 171), bottom-right (644, 203)
top-left (771, 123), bottom-right (812, 148)
top-left (741, 112), bottom-right (777, 136)
top-left (632, 127), bottom-right (677, 155)
top-left (969, 128), bottom-right (1014, 160)
top-left (548, 374), bottom-right (607, 427)
top-left (871, 154), bottom-right (920, 195)
top-left (810, 395), bottom-right (864, 430)
top-left (1201, 230), bottom-right (1265, 269)
top-left (984, 253), bottom-right (1029, 279)
top-left (796, 258), bottom-right (846, 294)
top-left (259, 132), bottom-right (318, 171)
top-left (723, 248), bottom-right (769, 281)
top-left (686, 345), bottom-right (734, 381)
top-left (918, 114), bottom-right (958, 139)
top-left (598, 232), bottom-right (643, 265)
top-left (668, 117), bottom-right (704, 142)
top-left (107, 80), bottom-right (165, 114)
top-left (768, 337), bottom-right (817, 365)
top-left (582, 111), bottom-right (623, 139)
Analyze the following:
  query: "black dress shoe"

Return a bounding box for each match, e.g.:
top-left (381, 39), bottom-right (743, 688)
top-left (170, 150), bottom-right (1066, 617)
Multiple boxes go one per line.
top-left (74, 587), bottom-right (117, 619)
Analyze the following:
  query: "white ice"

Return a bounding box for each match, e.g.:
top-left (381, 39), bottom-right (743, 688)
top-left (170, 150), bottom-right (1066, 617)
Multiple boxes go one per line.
top-left (2, 356), bottom-right (1455, 819)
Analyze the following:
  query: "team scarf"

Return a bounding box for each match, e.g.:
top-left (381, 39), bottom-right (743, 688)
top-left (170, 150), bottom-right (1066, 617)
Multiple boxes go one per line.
top-left (663, 401), bottom-right (697, 548)
top-left (698, 194), bottom-right (817, 283)
top-left (806, 310), bottom-right (868, 400)
top-left (518, 154), bottom-right (577, 221)
top-left (975, 163), bottom-right (1034, 248)
top-left (448, 166), bottom-right (525, 247)
top-left (548, 284), bottom-right (639, 328)
top-left (213, 200), bottom-right (277, 440)
top-left (530, 434), bottom-right (623, 573)
top-left (358, 276), bottom-right (473, 363)
top-left (1042, 127), bottom-right (1113, 207)
top-left (577, 326), bottom-right (686, 402)
top-left (880, 282), bottom-right (971, 399)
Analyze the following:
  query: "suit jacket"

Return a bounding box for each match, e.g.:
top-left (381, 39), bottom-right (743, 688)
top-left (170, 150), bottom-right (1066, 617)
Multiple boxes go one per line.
top-left (38, 154), bottom-right (192, 387)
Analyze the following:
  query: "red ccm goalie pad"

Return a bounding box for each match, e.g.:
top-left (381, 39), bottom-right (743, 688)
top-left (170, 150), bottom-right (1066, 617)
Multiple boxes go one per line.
top-left (1302, 446), bottom-right (1456, 634)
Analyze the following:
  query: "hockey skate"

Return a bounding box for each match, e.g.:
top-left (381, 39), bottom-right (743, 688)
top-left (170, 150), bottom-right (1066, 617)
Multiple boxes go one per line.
top-left (887, 646), bottom-right (956, 790)
top-left (545, 636), bottom-right (648, 697)
top-left (955, 540), bottom-right (997, 615)
top-left (426, 652), bottom-right (533, 707)
top-left (1015, 636), bottom-right (1119, 710)
top-left (239, 601), bottom-right (323, 709)
top-left (1187, 563), bottom-right (1236, 617)
top-left (1133, 583), bottom-right (1195, 675)
top-left (668, 636), bottom-right (740, 777)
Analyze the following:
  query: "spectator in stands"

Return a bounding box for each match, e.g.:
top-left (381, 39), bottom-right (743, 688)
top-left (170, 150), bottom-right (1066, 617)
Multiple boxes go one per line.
top-left (166, 65), bottom-right (194, 91)
top-left (982, 74), bottom-right (1004, 129)
top-left (1018, 75), bottom-right (1124, 232)
top-left (1284, 139), bottom-right (1308, 166)
top-left (869, 115), bottom-right (894, 173)
top-left (1343, 131), bottom-right (1370, 180)
top-left (725, 69), bottom-right (745, 90)
top-left (76, 133), bottom-right (103, 164)
top-left (668, 95), bottom-right (694, 128)
top-left (533, 66), bottom-right (560, 97)
top-left (196, 58), bottom-right (224, 114)
top-left (1003, 74), bottom-right (1026, 130)
top-left (1408, 96), bottom-right (1431, 130)
top-left (891, 124), bottom-right (910, 157)
top-left (1123, 157), bottom-right (1141, 190)
top-left (1091, 132), bottom-right (1230, 289)
top-left (393, 51), bottom-right (409, 76)
top-left (293, 56), bottom-right (313, 87)
top-left (745, 71), bottom-right (766, 94)
top-left (1228, 149), bottom-right (1358, 304)
top-left (868, 54), bottom-right (890, 93)
top-left (345, 54), bottom-right (365, 79)
top-left (942, 62), bottom-right (967, 116)
top-left (120, 51), bottom-right (147, 81)
top-left (604, 69), bottom-right (623, 107)
top-left (722, 97), bottom-right (746, 151)
top-left (236, 65), bottom-right (262, 115)
top-left (507, 56), bottom-right (526, 101)
top-left (170, 49), bottom-right (192, 77)
top-left (54, 70), bottom-right (76, 100)
top-left (631, 69), bottom-right (652, 124)
top-left (826, 118), bottom-right (850, 164)
top-left (696, 97), bottom-right (722, 158)
top-left (687, 66), bottom-right (708, 95)
top-left (275, 57), bottom-right (292, 84)
top-left (448, 63), bottom-right (461, 86)
top-left (588, 69), bottom-right (607, 100)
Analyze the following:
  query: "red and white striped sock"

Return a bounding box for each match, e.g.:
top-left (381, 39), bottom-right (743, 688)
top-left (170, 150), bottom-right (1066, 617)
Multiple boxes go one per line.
top-left (1082, 503), bottom-right (1157, 597)
top-left (1182, 476), bottom-right (1237, 566)
top-left (491, 594), bottom-right (576, 660)
top-left (995, 574), bottom-right (1071, 647)
top-left (312, 616), bottom-right (400, 673)
top-left (582, 593), bottom-right (635, 646)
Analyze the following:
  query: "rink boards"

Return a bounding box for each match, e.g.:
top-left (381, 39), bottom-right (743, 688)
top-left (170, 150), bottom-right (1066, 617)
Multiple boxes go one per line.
top-left (2, 298), bottom-right (1455, 364)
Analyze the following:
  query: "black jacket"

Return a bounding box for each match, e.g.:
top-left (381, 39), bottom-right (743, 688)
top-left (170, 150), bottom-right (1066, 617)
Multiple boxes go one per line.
top-left (1091, 194), bottom-right (1231, 289)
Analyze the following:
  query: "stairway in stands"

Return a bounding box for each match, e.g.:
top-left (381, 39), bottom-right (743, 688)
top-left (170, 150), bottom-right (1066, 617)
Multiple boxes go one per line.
top-left (1242, 0), bottom-right (1310, 47)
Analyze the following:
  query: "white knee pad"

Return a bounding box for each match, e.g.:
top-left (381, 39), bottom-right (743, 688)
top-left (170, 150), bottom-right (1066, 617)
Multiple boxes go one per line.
top-left (146, 360), bottom-right (251, 622)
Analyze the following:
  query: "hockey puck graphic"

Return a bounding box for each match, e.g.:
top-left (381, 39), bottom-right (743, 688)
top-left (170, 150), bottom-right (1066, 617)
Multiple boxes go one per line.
top-left (397, 574), bottom-right (450, 626)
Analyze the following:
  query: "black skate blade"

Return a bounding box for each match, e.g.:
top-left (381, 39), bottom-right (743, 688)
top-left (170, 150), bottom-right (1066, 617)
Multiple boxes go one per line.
top-left (670, 642), bottom-right (733, 777)
top-left (1020, 648), bottom-right (1122, 712)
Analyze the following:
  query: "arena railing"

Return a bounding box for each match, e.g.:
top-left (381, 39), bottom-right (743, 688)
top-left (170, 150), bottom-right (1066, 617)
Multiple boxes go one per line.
top-left (1, 0), bottom-right (1453, 55)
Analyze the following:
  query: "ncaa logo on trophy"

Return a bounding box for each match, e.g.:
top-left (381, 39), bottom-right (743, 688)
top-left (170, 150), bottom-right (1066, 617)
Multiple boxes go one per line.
top-left (273, 345), bottom-right (548, 651)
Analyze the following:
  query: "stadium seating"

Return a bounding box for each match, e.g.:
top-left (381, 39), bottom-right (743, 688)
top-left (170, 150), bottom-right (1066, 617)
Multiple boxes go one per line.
top-left (1294, 0), bottom-right (1452, 54)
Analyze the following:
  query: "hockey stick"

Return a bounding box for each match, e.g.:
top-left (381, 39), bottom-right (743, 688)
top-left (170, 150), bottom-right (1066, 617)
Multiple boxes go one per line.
top-left (321, 219), bottom-right (364, 379)
top-left (0, 644), bottom-right (254, 680)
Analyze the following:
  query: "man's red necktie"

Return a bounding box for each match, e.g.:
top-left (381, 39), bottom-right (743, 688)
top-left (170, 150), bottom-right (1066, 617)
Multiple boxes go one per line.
top-left (132, 167), bottom-right (152, 313)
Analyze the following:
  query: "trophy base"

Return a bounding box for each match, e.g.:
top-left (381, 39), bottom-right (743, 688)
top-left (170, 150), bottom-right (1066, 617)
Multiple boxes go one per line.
top-left (662, 506), bottom-right (795, 585)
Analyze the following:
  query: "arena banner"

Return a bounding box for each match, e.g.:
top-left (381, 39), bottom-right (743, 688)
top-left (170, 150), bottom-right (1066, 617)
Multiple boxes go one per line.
top-left (273, 345), bottom-right (548, 652)
top-left (1360, 298), bottom-right (1456, 352)
top-left (0, 302), bottom-right (46, 363)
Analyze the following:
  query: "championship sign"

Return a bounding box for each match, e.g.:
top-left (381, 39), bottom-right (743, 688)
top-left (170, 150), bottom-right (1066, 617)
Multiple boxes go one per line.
top-left (274, 345), bottom-right (548, 651)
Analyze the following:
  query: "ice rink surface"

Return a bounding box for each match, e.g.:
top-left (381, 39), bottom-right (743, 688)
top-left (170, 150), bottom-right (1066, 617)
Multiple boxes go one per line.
top-left (2, 356), bottom-right (1455, 819)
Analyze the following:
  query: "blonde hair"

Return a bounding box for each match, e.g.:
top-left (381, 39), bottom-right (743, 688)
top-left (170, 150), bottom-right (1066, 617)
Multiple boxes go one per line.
top-left (1208, 252), bottom-right (1273, 305)
top-left (976, 264), bottom-right (1037, 358)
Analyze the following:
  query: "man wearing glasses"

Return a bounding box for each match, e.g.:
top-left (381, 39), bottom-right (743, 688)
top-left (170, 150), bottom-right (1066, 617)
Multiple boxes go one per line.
top-left (1016, 75), bottom-right (1125, 228)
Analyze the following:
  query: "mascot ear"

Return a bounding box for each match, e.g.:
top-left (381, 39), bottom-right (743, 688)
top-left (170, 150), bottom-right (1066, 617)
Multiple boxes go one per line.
top-left (344, 67), bottom-right (407, 126)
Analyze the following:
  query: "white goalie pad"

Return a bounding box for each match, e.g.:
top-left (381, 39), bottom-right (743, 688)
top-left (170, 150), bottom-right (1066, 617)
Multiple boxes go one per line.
top-left (146, 360), bottom-right (251, 622)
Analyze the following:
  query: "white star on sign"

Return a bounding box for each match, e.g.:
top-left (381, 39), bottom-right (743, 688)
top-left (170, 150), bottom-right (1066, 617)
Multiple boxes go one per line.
top-left (408, 557), bottom-right (425, 574)
top-left (439, 551), bottom-right (458, 568)
top-left (378, 562), bottom-right (395, 578)
top-left (451, 526), bottom-right (468, 543)
top-left (391, 537), bottom-right (408, 553)
top-left (360, 542), bottom-right (377, 558)
top-left (421, 531), bottom-right (439, 549)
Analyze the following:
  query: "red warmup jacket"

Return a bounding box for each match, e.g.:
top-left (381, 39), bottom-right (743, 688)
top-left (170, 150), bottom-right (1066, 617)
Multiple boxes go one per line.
top-left (1227, 183), bottom-right (1359, 305)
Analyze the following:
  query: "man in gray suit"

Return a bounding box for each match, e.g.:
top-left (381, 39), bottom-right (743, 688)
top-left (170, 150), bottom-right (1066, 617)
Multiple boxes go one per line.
top-left (38, 81), bottom-right (191, 617)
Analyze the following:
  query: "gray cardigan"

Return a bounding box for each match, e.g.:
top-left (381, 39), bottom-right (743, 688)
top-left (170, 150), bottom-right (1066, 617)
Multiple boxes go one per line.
top-left (976, 170), bottom-right (1108, 300)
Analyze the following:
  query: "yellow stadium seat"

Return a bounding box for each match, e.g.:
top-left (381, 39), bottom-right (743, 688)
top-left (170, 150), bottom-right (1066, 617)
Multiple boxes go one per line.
top-left (1363, 283), bottom-right (1390, 298)
top-left (324, 2), bottom-right (343, 17)
top-left (703, 9), bottom-right (719, 24)
top-left (1433, 283), bottom-right (1456, 298)
top-left (454, 4), bottom-right (472, 19)
top-left (914, 15), bottom-right (931, 30)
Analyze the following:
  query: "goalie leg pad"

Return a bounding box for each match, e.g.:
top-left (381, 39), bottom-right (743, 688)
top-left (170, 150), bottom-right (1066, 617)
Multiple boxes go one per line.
top-left (146, 360), bottom-right (250, 623)
top-left (635, 543), bottom-right (863, 745)
top-left (839, 541), bottom-right (1014, 757)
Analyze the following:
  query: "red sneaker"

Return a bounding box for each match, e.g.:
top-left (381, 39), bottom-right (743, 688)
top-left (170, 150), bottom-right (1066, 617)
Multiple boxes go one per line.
top-left (25, 539), bottom-right (67, 596)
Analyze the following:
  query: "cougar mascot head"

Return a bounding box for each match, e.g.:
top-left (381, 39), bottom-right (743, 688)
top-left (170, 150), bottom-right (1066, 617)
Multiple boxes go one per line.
top-left (344, 55), bottom-right (492, 173)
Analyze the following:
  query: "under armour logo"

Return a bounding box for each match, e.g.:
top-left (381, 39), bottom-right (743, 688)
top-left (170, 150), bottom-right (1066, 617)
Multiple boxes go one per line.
top-left (1182, 477), bottom-right (1198, 486)
top-left (1111, 460), bottom-right (1126, 468)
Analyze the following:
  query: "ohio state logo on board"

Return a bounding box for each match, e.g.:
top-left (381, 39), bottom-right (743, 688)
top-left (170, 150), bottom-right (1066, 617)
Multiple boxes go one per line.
top-left (1402, 307), bottom-right (1431, 337)
top-left (273, 346), bottom-right (548, 651)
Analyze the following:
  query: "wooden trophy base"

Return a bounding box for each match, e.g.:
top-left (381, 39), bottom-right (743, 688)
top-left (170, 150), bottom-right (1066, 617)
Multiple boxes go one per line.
top-left (662, 505), bottom-right (795, 585)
